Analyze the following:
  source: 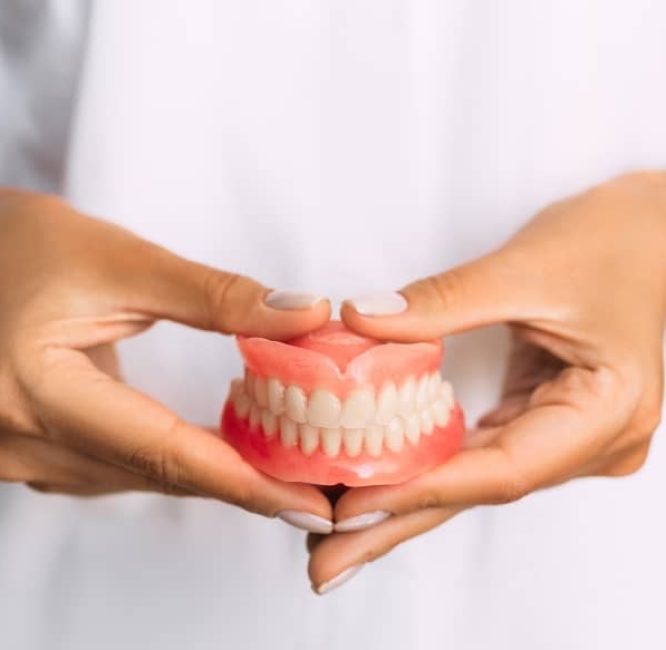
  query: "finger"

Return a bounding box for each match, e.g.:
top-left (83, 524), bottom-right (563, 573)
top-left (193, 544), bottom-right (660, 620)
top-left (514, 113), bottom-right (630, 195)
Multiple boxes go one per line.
top-left (309, 507), bottom-right (463, 594)
top-left (341, 250), bottom-right (536, 342)
top-left (113, 237), bottom-right (331, 340)
top-left (0, 432), bottom-right (190, 494)
top-left (29, 349), bottom-right (333, 521)
top-left (335, 366), bottom-right (626, 520)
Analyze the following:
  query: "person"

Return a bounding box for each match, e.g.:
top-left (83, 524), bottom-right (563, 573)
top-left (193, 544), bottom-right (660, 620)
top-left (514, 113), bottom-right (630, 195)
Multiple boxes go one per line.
top-left (1, 1), bottom-right (665, 649)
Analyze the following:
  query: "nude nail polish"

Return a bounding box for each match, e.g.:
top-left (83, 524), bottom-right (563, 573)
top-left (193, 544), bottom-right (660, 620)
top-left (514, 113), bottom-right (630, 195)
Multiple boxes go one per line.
top-left (278, 510), bottom-right (333, 534)
top-left (315, 564), bottom-right (364, 595)
top-left (265, 290), bottom-right (325, 310)
top-left (334, 510), bottom-right (391, 533)
top-left (346, 292), bottom-right (408, 316)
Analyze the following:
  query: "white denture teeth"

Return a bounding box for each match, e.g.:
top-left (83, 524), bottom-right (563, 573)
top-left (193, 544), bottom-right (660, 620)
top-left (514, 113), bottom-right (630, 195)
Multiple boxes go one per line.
top-left (397, 377), bottom-right (416, 417)
top-left (376, 382), bottom-right (398, 424)
top-left (285, 385), bottom-right (308, 423)
top-left (299, 423), bottom-right (319, 456)
top-left (385, 417), bottom-right (405, 453)
top-left (365, 424), bottom-right (384, 457)
top-left (279, 415), bottom-right (298, 448)
top-left (340, 388), bottom-right (375, 428)
top-left (233, 370), bottom-right (457, 458)
top-left (261, 409), bottom-right (278, 438)
top-left (267, 378), bottom-right (285, 415)
top-left (307, 389), bottom-right (342, 428)
top-left (321, 427), bottom-right (342, 457)
top-left (343, 428), bottom-right (364, 457)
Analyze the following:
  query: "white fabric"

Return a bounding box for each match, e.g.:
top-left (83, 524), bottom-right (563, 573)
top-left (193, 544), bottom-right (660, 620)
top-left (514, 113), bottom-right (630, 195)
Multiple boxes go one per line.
top-left (1, 1), bottom-right (666, 648)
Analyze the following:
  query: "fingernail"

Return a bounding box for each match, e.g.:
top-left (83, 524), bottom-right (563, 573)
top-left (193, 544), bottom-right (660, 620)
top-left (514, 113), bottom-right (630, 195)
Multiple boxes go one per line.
top-left (314, 564), bottom-right (364, 596)
top-left (334, 510), bottom-right (391, 533)
top-left (265, 290), bottom-right (325, 310)
top-left (278, 510), bottom-right (333, 534)
top-left (346, 292), bottom-right (407, 317)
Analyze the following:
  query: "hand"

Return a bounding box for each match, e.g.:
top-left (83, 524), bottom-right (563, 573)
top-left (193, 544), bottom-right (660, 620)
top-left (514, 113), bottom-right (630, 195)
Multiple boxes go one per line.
top-left (0, 189), bottom-right (333, 531)
top-left (308, 171), bottom-right (666, 593)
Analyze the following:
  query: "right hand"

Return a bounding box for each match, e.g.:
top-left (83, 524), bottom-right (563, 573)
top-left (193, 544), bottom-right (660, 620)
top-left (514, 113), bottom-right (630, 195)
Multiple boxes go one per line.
top-left (0, 188), bottom-right (333, 528)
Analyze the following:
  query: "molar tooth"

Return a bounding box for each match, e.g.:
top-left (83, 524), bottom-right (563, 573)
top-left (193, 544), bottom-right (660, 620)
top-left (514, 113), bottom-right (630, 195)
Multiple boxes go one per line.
top-left (285, 385), bottom-right (308, 423)
top-left (321, 427), bottom-right (342, 457)
top-left (230, 378), bottom-right (244, 398)
top-left (386, 417), bottom-right (405, 452)
top-left (428, 372), bottom-right (442, 402)
top-left (254, 376), bottom-right (269, 408)
top-left (261, 409), bottom-right (277, 438)
top-left (397, 377), bottom-right (416, 417)
top-left (415, 375), bottom-right (430, 409)
top-left (267, 378), bottom-right (285, 415)
top-left (279, 416), bottom-right (298, 448)
top-left (340, 388), bottom-right (375, 427)
top-left (432, 399), bottom-right (450, 427)
top-left (249, 403), bottom-right (262, 430)
top-left (299, 424), bottom-right (319, 456)
top-left (421, 409), bottom-right (434, 435)
top-left (343, 428), bottom-right (364, 457)
top-left (376, 382), bottom-right (398, 424)
top-left (405, 414), bottom-right (421, 445)
top-left (365, 424), bottom-right (384, 457)
top-left (307, 389), bottom-right (342, 428)
top-left (233, 392), bottom-right (251, 419)
top-left (440, 381), bottom-right (454, 409)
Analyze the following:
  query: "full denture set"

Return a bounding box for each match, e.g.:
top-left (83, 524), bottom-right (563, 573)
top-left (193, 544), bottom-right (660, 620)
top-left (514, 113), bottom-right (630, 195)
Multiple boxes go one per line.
top-left (221, 322), bottom-right (464, 486)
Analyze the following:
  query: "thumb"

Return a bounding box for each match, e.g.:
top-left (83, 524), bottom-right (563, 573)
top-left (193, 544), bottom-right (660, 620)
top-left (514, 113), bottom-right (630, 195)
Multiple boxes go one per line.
top-left (341, 251), bottom-right (532, 342)
top-left (115, 240), bottom-right (331, 340)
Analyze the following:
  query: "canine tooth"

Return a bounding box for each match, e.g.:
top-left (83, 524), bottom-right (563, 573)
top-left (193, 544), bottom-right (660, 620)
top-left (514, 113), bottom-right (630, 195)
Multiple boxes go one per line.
top-left (307, 389), bottom-right (342, 428)
top-left (415, 375), bottom-right (430, 409)
top-left (249, 403), bottom-right (262, 430)
top-left (365, 424), bottom-right (384, 457)
top-left (279, 416), bottom-right (298, 447)
top-left (376, 382), bottom-right (398, 424)
top-left (386, 417), bottom-right (405, 452)
top-left (428, 372), bottom-right (442, 402)
top-left (299, 424), bottom-right (319, 456)
top-left (340, 388), bottom-right (375, 427)
top-left (285, 385), bottom-right (308, 423)
top-left (421, 409), bottom-right (434, 435)
top-left (254, 376), bottom-right (269, 408)
top-left (343, 428), bottom-right (364, 457)
top-left (261, 409), bottom-right (278, 437)
top-left (440, 381), bottom-right (454, 409)
top-left (267, 378), bottom-right (285, 415)
top-left (405, 413), bottom-right (421, 445)
top-left (233, 392), bottom-right (251, 418)
top-left (397, 377), bottom-right (416, 417)
top-left (321, 427), bottom-right (342, 457)
top-left (432, 399), bottom-right (450, 427)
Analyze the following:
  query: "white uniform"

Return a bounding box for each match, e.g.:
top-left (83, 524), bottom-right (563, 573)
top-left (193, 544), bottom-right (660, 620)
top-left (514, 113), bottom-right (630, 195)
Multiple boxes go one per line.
top-left (1, 1), bottom-right (665, 649)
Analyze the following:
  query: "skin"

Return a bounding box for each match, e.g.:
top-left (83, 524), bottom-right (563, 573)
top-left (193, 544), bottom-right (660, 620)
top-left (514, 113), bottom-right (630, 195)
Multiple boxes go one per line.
top-left (308, 171), bottom-right (666, 591)
top-left (0, 188), bottom-right (333, 521)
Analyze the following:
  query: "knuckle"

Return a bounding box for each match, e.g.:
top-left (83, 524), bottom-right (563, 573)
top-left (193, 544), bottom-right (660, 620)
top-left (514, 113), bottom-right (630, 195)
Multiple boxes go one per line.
top-left (426, 270), bottom-right (464, 313)
top-left (603, 446), bottom-right (651, 477)
top-left (126, 423), bottom-right (186, 491)
top-left (202, 269), bottom-right (245, 333)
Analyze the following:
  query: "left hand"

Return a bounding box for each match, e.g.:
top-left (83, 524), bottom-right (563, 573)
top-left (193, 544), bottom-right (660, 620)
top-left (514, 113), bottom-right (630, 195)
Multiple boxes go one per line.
top-left (308, 171), bottom-right (666, 594)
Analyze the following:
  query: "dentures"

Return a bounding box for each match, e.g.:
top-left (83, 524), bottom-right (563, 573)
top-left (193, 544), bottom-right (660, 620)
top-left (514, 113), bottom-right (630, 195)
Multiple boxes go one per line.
top-left (221, 322), bottom-right (464, 486)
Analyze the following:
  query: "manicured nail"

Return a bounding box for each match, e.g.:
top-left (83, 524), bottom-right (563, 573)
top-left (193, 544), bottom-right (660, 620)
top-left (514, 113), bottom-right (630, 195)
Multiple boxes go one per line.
top-left (314, 564), bottom-right (364, 595)
top-left (334, 510), bottom-right (391, 533)
top-left (278, 510), bottom-right (333, 534)
top-left (265, 290), bottom-right (325, 310)
top-left (346, 292), bottom-right (407, 316)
